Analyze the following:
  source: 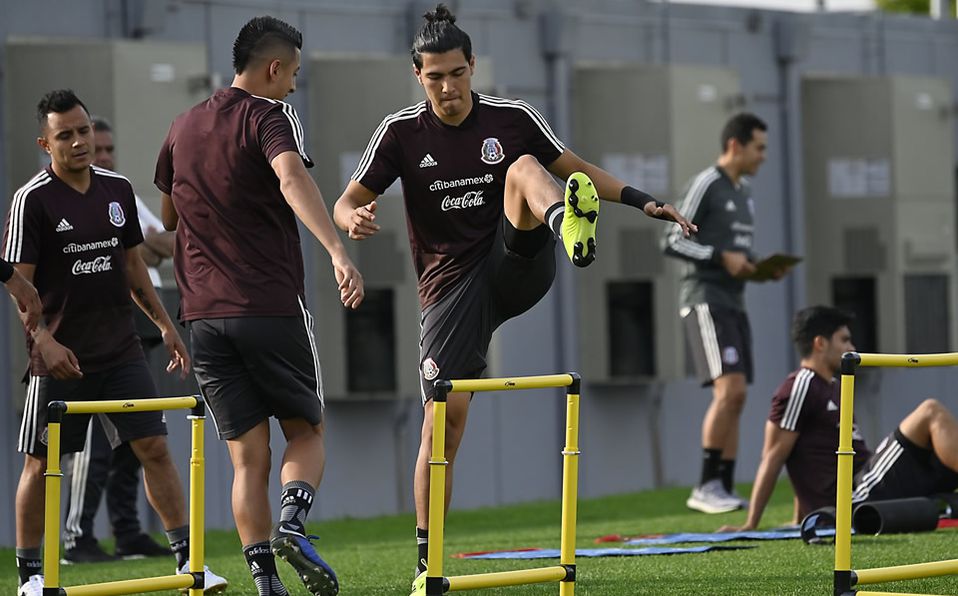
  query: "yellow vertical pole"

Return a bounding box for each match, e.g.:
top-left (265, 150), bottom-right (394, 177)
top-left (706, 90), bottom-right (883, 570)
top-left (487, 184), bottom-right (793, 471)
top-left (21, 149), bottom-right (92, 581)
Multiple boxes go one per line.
top-left (834, 353), bottom-right (859, 595)
top-left (559, 378), bottom-right (581, 596)
top-left (43, 412), bottom-right (64, 590)
top-left (426, 381), bottom-right (450, 596)
top-left (188, 399), bottom-right (206, 596)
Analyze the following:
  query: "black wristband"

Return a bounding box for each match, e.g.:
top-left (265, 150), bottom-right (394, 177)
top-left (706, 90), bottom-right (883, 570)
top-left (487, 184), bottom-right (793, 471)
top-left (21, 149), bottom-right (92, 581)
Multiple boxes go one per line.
top-left (0, 258), bottom-right (13, 283)
top-left (620, 186), bottom-right (656, 210)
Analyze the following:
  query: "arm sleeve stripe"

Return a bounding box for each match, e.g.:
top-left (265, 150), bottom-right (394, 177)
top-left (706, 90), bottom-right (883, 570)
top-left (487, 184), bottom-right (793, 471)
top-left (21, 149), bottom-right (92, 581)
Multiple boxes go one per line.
top-left (250, 94), bottom-right (312, 163)
top-left (351, 103), bottom-right (427, 182)
top-left (665, 168), bottom-right (720, 257)
top-left (4, 172), bottom-right (51, 263)
top-left (477, 94), bottom-right (565, 153)
top-left (780, 369), bottom-right (814, 431)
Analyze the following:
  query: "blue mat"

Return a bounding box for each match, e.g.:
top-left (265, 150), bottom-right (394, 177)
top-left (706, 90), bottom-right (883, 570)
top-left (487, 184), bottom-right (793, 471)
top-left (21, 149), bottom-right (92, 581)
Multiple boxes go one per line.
top-left (625, 528), bottom-right (835, 546)
top-left (458, 545), bottom-right (752, 560)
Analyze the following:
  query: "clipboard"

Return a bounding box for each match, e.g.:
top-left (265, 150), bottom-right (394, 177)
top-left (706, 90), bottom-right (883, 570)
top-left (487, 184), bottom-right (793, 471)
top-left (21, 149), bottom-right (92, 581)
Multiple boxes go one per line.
top-left (748, 253), bottom-right (802, 281)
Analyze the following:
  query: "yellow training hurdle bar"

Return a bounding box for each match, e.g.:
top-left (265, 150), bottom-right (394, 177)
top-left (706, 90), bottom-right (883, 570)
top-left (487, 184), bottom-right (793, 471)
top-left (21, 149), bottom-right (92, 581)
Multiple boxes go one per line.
top-left (43, 396), bottom-right (206, 596)
top-left (836, 352), bottom-right (958, 596)
top-left (425, 373), bottom-right (581, 596)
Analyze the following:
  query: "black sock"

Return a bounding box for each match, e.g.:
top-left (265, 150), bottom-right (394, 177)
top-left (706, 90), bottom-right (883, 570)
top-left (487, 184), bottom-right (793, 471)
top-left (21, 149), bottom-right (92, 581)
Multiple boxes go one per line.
top-left (720, 459), bottom-right (736, 494)
top-left (166, 525), bottom-right (191, 569)
top-left (416, 527), bottom-right (428, 574)
top-left (700, 449), bottom-right (723, 486)
top-left (16, 547), bottom-right (42, 586)
top-left (545, 202), bottom-right (564, 239)
top-left (279, 480), bottom-right (314, 536)
top-left (244, 542), bottom-right (289, 596)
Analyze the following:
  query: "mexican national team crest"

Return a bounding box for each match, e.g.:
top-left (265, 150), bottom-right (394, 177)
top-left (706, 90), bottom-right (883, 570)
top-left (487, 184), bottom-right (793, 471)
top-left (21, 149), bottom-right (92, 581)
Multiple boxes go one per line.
top-left (108, 201), bottom-right (126, 228)
top-left (480, 137), bottom-right (504, 165)
top-left (422, 357), bottom-right (440, 381)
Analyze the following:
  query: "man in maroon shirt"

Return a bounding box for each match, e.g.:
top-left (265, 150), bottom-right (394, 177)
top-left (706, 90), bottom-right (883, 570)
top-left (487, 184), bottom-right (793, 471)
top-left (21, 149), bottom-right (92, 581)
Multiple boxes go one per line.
top-left (720, 305), bottom-right (958, 532)
top-left (5, 89), bottom-right (226, 596)
top-left (157, 16), bottom-right (361, 596)
top-left (332, 5), bottom-right (694, 591)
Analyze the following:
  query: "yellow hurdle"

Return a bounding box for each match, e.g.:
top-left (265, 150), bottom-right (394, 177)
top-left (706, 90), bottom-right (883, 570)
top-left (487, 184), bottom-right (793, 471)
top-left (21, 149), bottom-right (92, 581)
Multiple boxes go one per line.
top-left (425, 373), bottom-right (580, 595)
top-left (835, 352), bottom-right (958, 596)
top-left (42, 396), bottom-right (207, 596)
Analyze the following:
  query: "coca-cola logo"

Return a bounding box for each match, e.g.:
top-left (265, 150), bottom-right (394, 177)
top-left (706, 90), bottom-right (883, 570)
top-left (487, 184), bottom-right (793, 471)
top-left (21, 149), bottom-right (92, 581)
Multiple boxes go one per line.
top-left (72, 256), bottom-right (113, 275)
top-left (441, 190), bottom-right (485, 212)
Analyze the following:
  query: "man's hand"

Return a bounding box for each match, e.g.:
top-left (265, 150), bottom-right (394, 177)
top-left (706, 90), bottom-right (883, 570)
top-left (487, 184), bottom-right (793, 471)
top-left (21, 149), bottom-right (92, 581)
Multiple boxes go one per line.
top-left (35, 331), bottom-right (82, 380)
top-left (332, 252), bottom-right (365, 309)
top-left (717, 523), bottom-right (755, 533)
top-left (161, 328), bottom-right (191, 378)
top-left (345, 201), bottom-right (381, 240)
top-left (721, 251), bottom-right (757, 278)
top-left (5, 269), bottom-right (42, 331)
top-left (645, 202), bottom-right (697, 237)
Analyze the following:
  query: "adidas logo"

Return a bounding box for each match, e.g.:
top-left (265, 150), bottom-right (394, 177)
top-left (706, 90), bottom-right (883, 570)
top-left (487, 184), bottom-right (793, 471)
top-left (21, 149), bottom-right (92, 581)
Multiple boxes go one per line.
top-left (250, 561), bottom-right (261, 571)
top-left (55, 218), bottom-right (73, 232)
top-left (827, 400), bottom-right (839, 411)
top-left (419, 153), bottom-right (438, 168)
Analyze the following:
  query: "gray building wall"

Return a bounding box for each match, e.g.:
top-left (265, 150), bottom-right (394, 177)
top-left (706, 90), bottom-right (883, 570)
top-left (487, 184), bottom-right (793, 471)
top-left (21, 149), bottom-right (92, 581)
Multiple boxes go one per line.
top-left (0, 0), bottom-right (956, 545)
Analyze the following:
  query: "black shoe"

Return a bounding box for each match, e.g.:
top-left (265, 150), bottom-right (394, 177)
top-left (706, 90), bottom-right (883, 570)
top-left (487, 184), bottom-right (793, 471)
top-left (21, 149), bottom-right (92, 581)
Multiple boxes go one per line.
top-left (115, 533), bottom-right (172, 559)
top-left (61, 541), bottom-right (118, 565)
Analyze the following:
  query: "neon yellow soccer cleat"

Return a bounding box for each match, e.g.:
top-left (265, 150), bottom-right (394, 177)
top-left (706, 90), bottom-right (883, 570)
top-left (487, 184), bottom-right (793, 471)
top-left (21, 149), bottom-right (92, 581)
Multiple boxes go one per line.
top-left (561, 172), bottom-right (599, 267)
top-left (409, 570), bottom-right (426, 596)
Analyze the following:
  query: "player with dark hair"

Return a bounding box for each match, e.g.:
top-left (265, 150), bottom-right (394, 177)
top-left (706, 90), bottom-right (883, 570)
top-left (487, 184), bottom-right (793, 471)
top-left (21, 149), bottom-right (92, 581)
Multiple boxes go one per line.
top-left (332, 5), bottom-right (694, 594)
top-left (720, 305), bottom-right (958, 531)
top-left (663, 112), bottom-right (786, 514)
top-left (157, 15), bottom-right (362, 596)
top-left (6, 89), bottom-right (226, 596)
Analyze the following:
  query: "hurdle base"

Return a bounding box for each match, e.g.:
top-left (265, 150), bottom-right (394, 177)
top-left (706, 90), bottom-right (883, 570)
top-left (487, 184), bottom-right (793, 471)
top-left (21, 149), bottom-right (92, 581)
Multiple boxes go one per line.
top-left (446, 565), bottom-right (571, 591)
top-left (60, 573), bottom-right (195, 595)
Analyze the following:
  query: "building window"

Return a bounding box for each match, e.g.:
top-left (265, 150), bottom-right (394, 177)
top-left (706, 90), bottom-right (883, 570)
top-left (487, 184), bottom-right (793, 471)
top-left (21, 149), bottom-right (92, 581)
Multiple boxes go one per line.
top-left (607, 281), bottom-right (656, 377)
top-left (345, 288), bottom-right (396, 392)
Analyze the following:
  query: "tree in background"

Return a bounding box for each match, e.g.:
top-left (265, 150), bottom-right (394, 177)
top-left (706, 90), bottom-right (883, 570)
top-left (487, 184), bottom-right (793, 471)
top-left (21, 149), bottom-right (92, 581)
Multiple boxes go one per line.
top-left (876, 0), bottom-right (956, 14)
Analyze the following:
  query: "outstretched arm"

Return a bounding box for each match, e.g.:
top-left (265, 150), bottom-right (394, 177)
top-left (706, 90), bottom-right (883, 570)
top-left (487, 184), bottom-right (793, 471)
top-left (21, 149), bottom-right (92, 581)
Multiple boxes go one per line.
top-left (546, 149), bottom-right (696, 237)
top-left (272, 151), bottom-right (364, 309)
top-left (334, 181), bottom-right (382, 240)
top-left (719, 421), bottom-right (799, 531)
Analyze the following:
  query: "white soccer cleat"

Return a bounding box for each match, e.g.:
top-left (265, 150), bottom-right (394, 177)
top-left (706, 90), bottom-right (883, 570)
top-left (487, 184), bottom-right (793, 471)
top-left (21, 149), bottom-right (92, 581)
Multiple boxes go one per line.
top-left (686, 478), bottom-right (742, 514)
top-left (177, 561), bottom-right (229, 593)
top-left (17, 575), bottom-right (44, 596)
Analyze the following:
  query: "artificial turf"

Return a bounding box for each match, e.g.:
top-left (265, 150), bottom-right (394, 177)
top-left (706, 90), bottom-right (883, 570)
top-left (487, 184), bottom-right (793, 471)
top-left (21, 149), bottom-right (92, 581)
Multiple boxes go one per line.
top-left (5, 482), bottom-right (958, 594)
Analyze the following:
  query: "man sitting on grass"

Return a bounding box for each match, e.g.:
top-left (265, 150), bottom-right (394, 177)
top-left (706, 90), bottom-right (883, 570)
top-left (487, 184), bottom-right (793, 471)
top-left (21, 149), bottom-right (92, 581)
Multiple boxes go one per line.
top-left (720, 305), bottom-right (958, 531)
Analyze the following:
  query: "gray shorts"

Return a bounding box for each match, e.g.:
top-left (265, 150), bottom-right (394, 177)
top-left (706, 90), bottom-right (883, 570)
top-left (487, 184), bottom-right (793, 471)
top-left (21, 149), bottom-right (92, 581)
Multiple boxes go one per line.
top-left (189, 309), bottom-right (324, 440)
top-left (418, 220), bottom-right (555, 403)
top-left (18, 358), bottom-right (167, 457)
top-left (683, 303), bottom-right (753, 386)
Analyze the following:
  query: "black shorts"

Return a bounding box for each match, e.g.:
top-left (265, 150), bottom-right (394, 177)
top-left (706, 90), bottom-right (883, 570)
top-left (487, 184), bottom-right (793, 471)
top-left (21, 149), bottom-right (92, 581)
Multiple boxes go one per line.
top-left (17, 359), bottom-right (167, 457)
top-left (852, 428), bottom-right (958, 503)
top-left (190, 307), bottom-right (324, 440)
top-left (683, 304), bottom-right (753, 386)
top-left (418, 219), bottom-right (555, 403)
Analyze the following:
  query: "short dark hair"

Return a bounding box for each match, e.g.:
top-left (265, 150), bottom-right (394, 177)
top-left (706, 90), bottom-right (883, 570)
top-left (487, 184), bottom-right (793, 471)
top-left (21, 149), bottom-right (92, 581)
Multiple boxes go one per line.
top-left (90, 115), bottom-right (112, 133)
top-left (791, 305), bottom-right (854, 358)
top-left (721, 112), bottom-right (767, 151)
top-left (411, 3), bottom-right (472, 69)
top-left (232, 16), bottom-right (303, 74)
top-left (36, 89), bottom-right (89, 129)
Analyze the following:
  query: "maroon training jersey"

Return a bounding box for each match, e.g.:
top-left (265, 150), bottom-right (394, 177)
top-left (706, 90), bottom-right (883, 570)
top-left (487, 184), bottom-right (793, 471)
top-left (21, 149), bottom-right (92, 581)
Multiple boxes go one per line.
top-left (769, 368), bottom-right (871, 517)
top-left (352, 92), bottom-right (565, 308)
top-left (154, 87), bottom-right (313, 321)
top-left (3, 165), bottom-right (145, 375)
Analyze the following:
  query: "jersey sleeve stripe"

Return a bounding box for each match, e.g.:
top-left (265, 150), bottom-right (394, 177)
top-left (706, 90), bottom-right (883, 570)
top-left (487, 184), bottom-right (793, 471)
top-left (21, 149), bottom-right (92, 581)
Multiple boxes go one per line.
top-left (249, 94), bottom-right (312, 164)
top-left (478, 94), bottom-right (565, 153)
top-left (780, 369), bottom-right (813, 431)
top-left (665, 168), bottom-right (720, 252)
top-left (92, 165), bottom-right (133, 184)
top-left (4, 173), bottom-right (51, 263)
top-left (352, 103), bottom-right (427, 182)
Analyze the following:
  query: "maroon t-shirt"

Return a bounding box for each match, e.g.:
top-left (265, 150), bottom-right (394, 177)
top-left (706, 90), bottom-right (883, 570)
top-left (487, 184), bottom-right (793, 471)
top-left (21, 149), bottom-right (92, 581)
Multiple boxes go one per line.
top-left (353, 92), bottom-right (565, 308)
top-left (154, 87), bottom-right (314, 321)
top-left (3, 165), bottom-right (145, 375)
top-left (769, 368), bottom-right (871, 518)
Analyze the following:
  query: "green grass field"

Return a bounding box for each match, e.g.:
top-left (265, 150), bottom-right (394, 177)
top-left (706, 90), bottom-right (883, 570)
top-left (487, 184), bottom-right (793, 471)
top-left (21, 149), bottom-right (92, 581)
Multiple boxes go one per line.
top-left (6, 482), bottom-right (958, 595)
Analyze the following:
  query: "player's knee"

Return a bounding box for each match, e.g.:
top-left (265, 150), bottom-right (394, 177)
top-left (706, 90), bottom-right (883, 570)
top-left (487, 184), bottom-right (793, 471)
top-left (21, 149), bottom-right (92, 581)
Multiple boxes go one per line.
top-left (716, 389), bottom-right (747, 413)
top-left (21, 455), bottom-right (46, 480)
top-left (131, 436), bottom-right (172, 466)
top-left (505, 154), bottom-right (541, 183)
top-left (918, 398), bottom-right (947, 422)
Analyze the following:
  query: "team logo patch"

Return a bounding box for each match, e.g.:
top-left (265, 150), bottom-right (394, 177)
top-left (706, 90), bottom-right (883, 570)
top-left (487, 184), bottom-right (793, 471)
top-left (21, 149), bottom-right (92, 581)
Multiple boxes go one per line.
top-left (422, 357), bottom-right (440, 381)
top-left (722, 346), bottom-right (739, 365)
top-left (108, 201), bottom-right (126, 227)
top-left (480, 137), bottom-right (504, 165)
